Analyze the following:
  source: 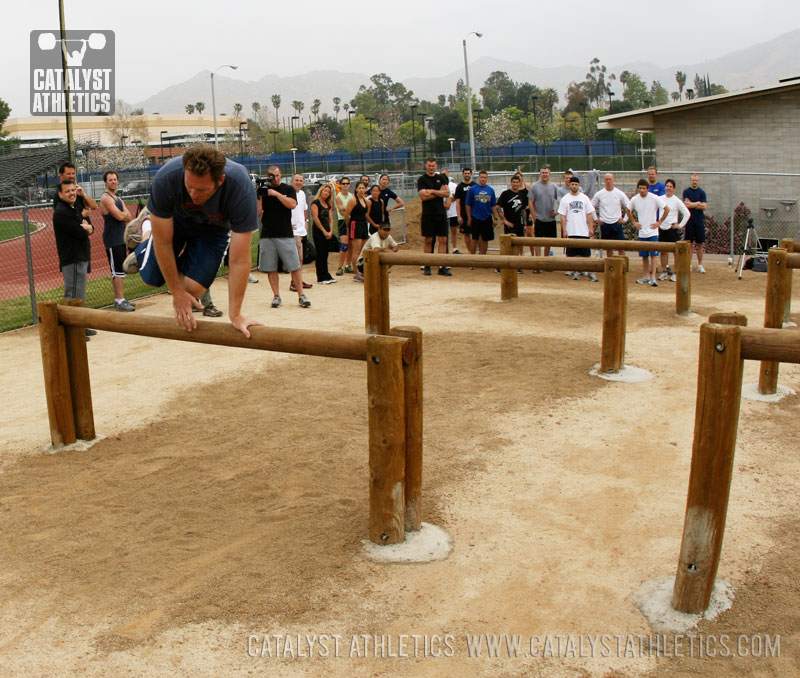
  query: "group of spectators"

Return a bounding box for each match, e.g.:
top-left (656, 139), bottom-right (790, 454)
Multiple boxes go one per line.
top-left (417, 161), bottom-right (707, 287)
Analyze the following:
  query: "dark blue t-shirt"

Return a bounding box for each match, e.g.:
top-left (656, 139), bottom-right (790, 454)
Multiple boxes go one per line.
top-left (647, 182), bottom-right (666, 196)
top-left (465, 184), bottom-right (497, 221)
top-left (147, 156), bottom-right (258, 233)
top-left (682, 186), bottom-right (707, 227)
top-left (378, 187), bottom-right (398, 214)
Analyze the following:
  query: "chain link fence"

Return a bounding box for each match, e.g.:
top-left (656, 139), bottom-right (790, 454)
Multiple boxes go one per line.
top-left (2, 170), bottom-right (797, 333)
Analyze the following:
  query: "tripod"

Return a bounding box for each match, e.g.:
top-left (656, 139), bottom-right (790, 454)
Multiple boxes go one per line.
top-left (737, 217), bottom-right (760, 280)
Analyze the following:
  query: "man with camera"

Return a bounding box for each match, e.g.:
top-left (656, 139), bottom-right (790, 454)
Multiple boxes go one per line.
top-left (125, 145), bottom-right (262, 336)
top-left (257, 165), bottom-right (311, 308)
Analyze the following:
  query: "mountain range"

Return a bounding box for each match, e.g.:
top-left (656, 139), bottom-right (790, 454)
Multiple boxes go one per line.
top-left (134, 29), bottom-right (800, 119)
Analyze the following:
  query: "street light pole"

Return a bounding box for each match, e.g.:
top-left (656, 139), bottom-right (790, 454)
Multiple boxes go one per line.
top-left (417, 111), bottom-right (427, 159)
top-left (270, 130), bottom-right (278, 155)
top-left (211, 64), bottom-right (238, 149)
top-left (290, 147), bottom-right (298, 175)
top-left (160, 130), bottom-right (168, 163)
top-left (448, 137), bottom-right (456, 167)
top-left (238, 122), bottom-right (247, 163)
top-left (291, 116), bottom-right (300, 149)
top-left (410, 103), bottom-right (418, 166)
top-left (462, 31), bottom-right (483, 172)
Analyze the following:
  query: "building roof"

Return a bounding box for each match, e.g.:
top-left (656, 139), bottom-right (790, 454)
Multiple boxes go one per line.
top-left (598, 77), bottom-right (800, 131)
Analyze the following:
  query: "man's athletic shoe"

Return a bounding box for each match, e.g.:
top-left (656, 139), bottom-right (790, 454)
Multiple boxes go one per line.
top-left (438, 266), bottom-right (452, 276)
top-left (344, 265), bottom-right (354, 274)
top-left (650, 279), bottom-right (658, 287)
top-left (587, 273), bottom-right (599, 282)
top-left (565, 270), bottom-right (573, 276)
top-left (335, 267), bottom-right (344, 276)
top-left (665, 265), bottom-right (673, 276)
top-left (353, 273), bottom-right (364, 282)
top-left (636, 276), bottom-right (650, 284)
top-left (122, 251), bottom-right (140, 275)
top-left (670, 273), bottom-right (677, 282)
top-left (271, 295), bottom-right (282, 308)
top-left (572, 272), bottom-right (580, 280)
top-left (658, 272), bottom-right (669, 281)
top-left (453, 248), bottom-right (461, 254)
top-left (320, 278), bottom-right (336, 284)
top-left (697, 265), bottom-right (707, 274)
top-left (298, 295), bottom-right (311, 308)
top-left (248, 273), bottom-right (259, 283)
top-left (123, 207), bottom-right (150, 249)
top-left (203, 304), bottom-right (223, 317)
top-left (495, 268), bottom-right (501, 274)
top-left (85, 328), bottom-right (97, 337)
top-left (423, 266), bottom-right (432, 276)
top-left (114, 299), bottom-right (135, 312)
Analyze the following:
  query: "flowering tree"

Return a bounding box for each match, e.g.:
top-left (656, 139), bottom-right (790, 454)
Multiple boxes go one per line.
top-left (478, 110), bottom-right (520, 150)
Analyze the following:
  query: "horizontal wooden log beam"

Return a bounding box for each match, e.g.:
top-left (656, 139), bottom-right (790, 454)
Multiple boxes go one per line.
top-left (740, 326), bottom-right (800, 364)
top-left (379, 252), bottom-right (605, 272)
top-left (509, 237), bottom-right (678, 253)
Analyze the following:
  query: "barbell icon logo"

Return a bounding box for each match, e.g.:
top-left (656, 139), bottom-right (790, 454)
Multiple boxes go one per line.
top-left (37, 32), bottom-right (107, 51)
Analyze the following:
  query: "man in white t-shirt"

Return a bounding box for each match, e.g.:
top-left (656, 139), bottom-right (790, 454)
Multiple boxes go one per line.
top-left (557, 176), bottom-right (598, 281)
top-left (290, 173), bottom-right (312, 292)
top-left (591, 173), bottom-right (633, 257)
top-left (446, 173), bottom-right (459, 254)
top-left (629, 179), bottom-right (669, 287)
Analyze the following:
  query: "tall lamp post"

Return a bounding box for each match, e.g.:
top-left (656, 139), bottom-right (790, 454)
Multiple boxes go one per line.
top-left (238, 122), bottom-right (247, 163)
top-left (270, 130), bottom-right (278, 155)
top-left (417, 111), bottom-right (427, 159)
top-left (290, 147), bottom-right (298, 175)
top-left (462, 30), bottom-right (483, 172)
top-left (531, 95), bottom-right (538, 157)
top-left (160, 130), bottom-right (168, 163)
top-left (410, 103), bottom-right (418, 166)
top-left (366, 117), bottom-right (375, 164)
top-left (290, 116), bottom-right (300, 150)
top-left (120, 135), bottom-right (128, 150)
top-left (211, 64), bottom-right (237, 149)
top-left (607, 89), bottom-right (615, 158)
top-left (448, 137), bottom-right (456, 167)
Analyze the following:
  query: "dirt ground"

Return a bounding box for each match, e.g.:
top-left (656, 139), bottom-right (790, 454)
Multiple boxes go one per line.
top-left (1, 218), bottom-right (798, 677)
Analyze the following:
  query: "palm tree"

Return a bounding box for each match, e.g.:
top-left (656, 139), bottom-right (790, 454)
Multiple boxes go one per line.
top-left (311, 99), bottom-right (321, 121)
top-left (292, 100), bottom-right (304, 117)
top-left (233, 102), bottom-right (243, 118)
top-left (271, 94), bottom-right (281, 127)
top-left (195, 101), bottom-right (205, 114)
top-left (185, 104), bottom-right (195, 114)
top-left (675, 71), bottom-right (687, 100)
top-left (251, 102), bottom-right (260, 118)
top-left (333, 97), bottom-right (341, 121)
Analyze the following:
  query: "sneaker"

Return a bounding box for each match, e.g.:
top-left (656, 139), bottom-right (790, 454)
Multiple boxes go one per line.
top-left (248, 273), bottom-right (259, 283)
top-left (565, 271), bottom-right (573, 276)
top-left (123, 207), bottom-right (151, 249)
top-left (335, 267), bottom-right (344, 276)
top-left (469, 266), bottom-right (476, 270)
top-left (271, 295), bottom-right (282, 308)
top-left (665, 265), bottom-right (673, 276)
top-left (518, 269), bottom-right (524, 274)
top-left (114, 299), bottom-right (136, 312)
top-left (353, 274), bottom-right (364, 282)
top-left (289, 282), bottom-right (297, 292)
top-left (658, 272), bottom-right (669, 281)
top-left (650, 279), bottom-right (658, 287)
top-left (587, 273), bottom-right (599, 282)
top-left (670, 273), bottom-right (677, 283)
top-left (344, 265), bottom-right (354, 274)
top-left (697, 265), bottom-right (707, 274)
top-left (320, 278), bottom-right (335, 285)
top-left (423, 266), bottom-right (432, 276)
top-left (203, 303), bottom-right (223, 317)
top-left (298, 295), bottom-right (311, 308)
top-left (636, 276), bottom-right (650, 284)
top-left (495, 268), bottom-right (501, 274)
top-left (302, 281), bottom-right (313, 289)
top-left (85, 328), bottom-right (97, 337)
top-left (453, 248), bottom-right (461, 254)
top-left (122, 251), bottom-right (140, 275)
top-left (572, 272), bottom-right (580, 280)
top-left (438, 266), bottom-right (452, 276)
top-left (534, 269), bottom-right (543, 274)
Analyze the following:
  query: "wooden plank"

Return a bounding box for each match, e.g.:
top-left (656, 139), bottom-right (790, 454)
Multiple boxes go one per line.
top-left (509, 237), bottom-right (678, 253)
top-left (499, 236), bottom-right (518, 300)
top-left (37, 302), bottom-right (76, 447)
top-left (600, 257), bottom-right (627, 372)
top-left (675, 241), bottom-right (692, 316)
top-left (758, 248), bottom-right (788, 394)
top-left (380, 252), bottom-right (604, 272)
top-left (62, 299), bottom-right (95, 441)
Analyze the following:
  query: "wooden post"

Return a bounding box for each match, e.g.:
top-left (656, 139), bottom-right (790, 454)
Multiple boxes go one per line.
top-left (37, 302), bottom-right (76, 447)
top-left (62, 299), bottom-right (95, 440)
top-left (675, 241), bottom-right (692, 316)
top-left (600, 257), bottom-right (627, 373)
top-left (758, 247), bottom-right (787, 395)
top-left (499, 235), bottom-right (518, 301)
top-left (672, 322), bottom-right (744, 614)
top-left (391, 326), bottom-right (423, 532)
top-left (708, 312), bottom-right (747, 327)
top-left (780, 238), bottom-right (794, 323)
top-left (364, 249), bottom-right (389, 335)
top-left (366, 335), bottom-right (407, 544)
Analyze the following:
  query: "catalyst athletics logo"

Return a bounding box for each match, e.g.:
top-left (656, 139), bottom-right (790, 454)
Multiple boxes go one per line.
top-left (30, 30), bottom-right (115, 116)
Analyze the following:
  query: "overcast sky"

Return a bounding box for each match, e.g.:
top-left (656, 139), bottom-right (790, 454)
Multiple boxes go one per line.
top-left (6, 0), bottom-right (800, 118)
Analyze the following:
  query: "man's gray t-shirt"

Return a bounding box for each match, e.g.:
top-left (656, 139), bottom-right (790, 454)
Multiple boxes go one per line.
top-left (528, 181), bottom-right (558, 222)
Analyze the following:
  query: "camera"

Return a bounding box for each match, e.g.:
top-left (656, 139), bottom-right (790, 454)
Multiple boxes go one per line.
top-left (256, 173), bottom-right (276, 188)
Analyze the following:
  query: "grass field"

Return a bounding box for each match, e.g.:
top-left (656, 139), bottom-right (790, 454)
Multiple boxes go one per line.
top-left (0, 220), bottom-right (35, 242)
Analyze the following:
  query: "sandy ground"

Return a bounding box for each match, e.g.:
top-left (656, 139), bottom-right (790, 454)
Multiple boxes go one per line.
top-left (1, 222), bottom-right (799, 677)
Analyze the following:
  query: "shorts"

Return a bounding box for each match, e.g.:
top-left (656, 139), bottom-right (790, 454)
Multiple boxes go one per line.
top-left (459, 221), bottom-right (471, 236)
top-left (448, 216), bottom-right (459, 229)
top-left (350, 220), bottom-right (369, 240)
top-left (337, 219), bottom-right (349, 238)
top-left (135, 217), bottom-right (231, 289)
top-left (684, 222), bottom-right (706, 244)
top-left (535, 219), bottom-right (557, 238)
top-left (566, 236), bottom-right (591, 258)
top-left (600, 222), bottom-right (625, 241)
top-left (421, 213), bottom-right (448, 238)
top-left (504, 222), bottom-right (525, 237)
top-left (659, 227), bottom-right (681, 243)
top-left (105, 243), bottom-right (128, 278)
top-left (471, 217), bottom-right (494, 242)
top-left (638, 235), bottom-right (659, 257)
top-left (258, 237), bottom-right (301, 272)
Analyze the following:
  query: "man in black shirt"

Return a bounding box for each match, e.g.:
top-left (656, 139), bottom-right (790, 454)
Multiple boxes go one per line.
top-left (496, 175), bottom-right (529, 266)
top-left (416, 157), bottom-right (452, 277)
top-left (453, 167), bottom-right (475, 256)
top-left (53, 161), bottom-right (98, 217)
top-left (257, 165), bottom-right (311, 308)
top-left (53, 179), bottom-right (95, 339)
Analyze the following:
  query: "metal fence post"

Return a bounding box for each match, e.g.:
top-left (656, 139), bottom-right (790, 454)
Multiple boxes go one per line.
top-left (23, 205), bottom-right (38, 326)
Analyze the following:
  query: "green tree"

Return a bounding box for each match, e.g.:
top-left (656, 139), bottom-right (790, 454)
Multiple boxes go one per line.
top-left (585, 57), bottom-right (614, 107)
top-left (563, 80), bottom-right (591, 114)
top-left (195, 101), bottom-right (205, 114)
top-left (251, 101), bottom-right (260, 118)
top-left (479, 71), bottom-right (516, 114)
top-left (233, 102), bottom-right (243, 118)
top-left (432, 108), bottom-right (467, 145)
top-left (619, 71), bottom-right (647, 109)
top-left (675, 71), bottom-right (687, 100)
top-left (649, 81), bottom-right (669, 106)
top-left (185, 104), bottom-right (195, 114)
top-left (332, 96), bottom-right (341, 121)
top-left (271, 94), bottom-right (281, 127)
top-left (0, 97), bottom-right (11, 142)
top-left (311, 99), bottom-right (321, 121)
top-left (292, 100), bottom-right (304, 117)
top-left (478, 109), bottom-right (520, 150)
